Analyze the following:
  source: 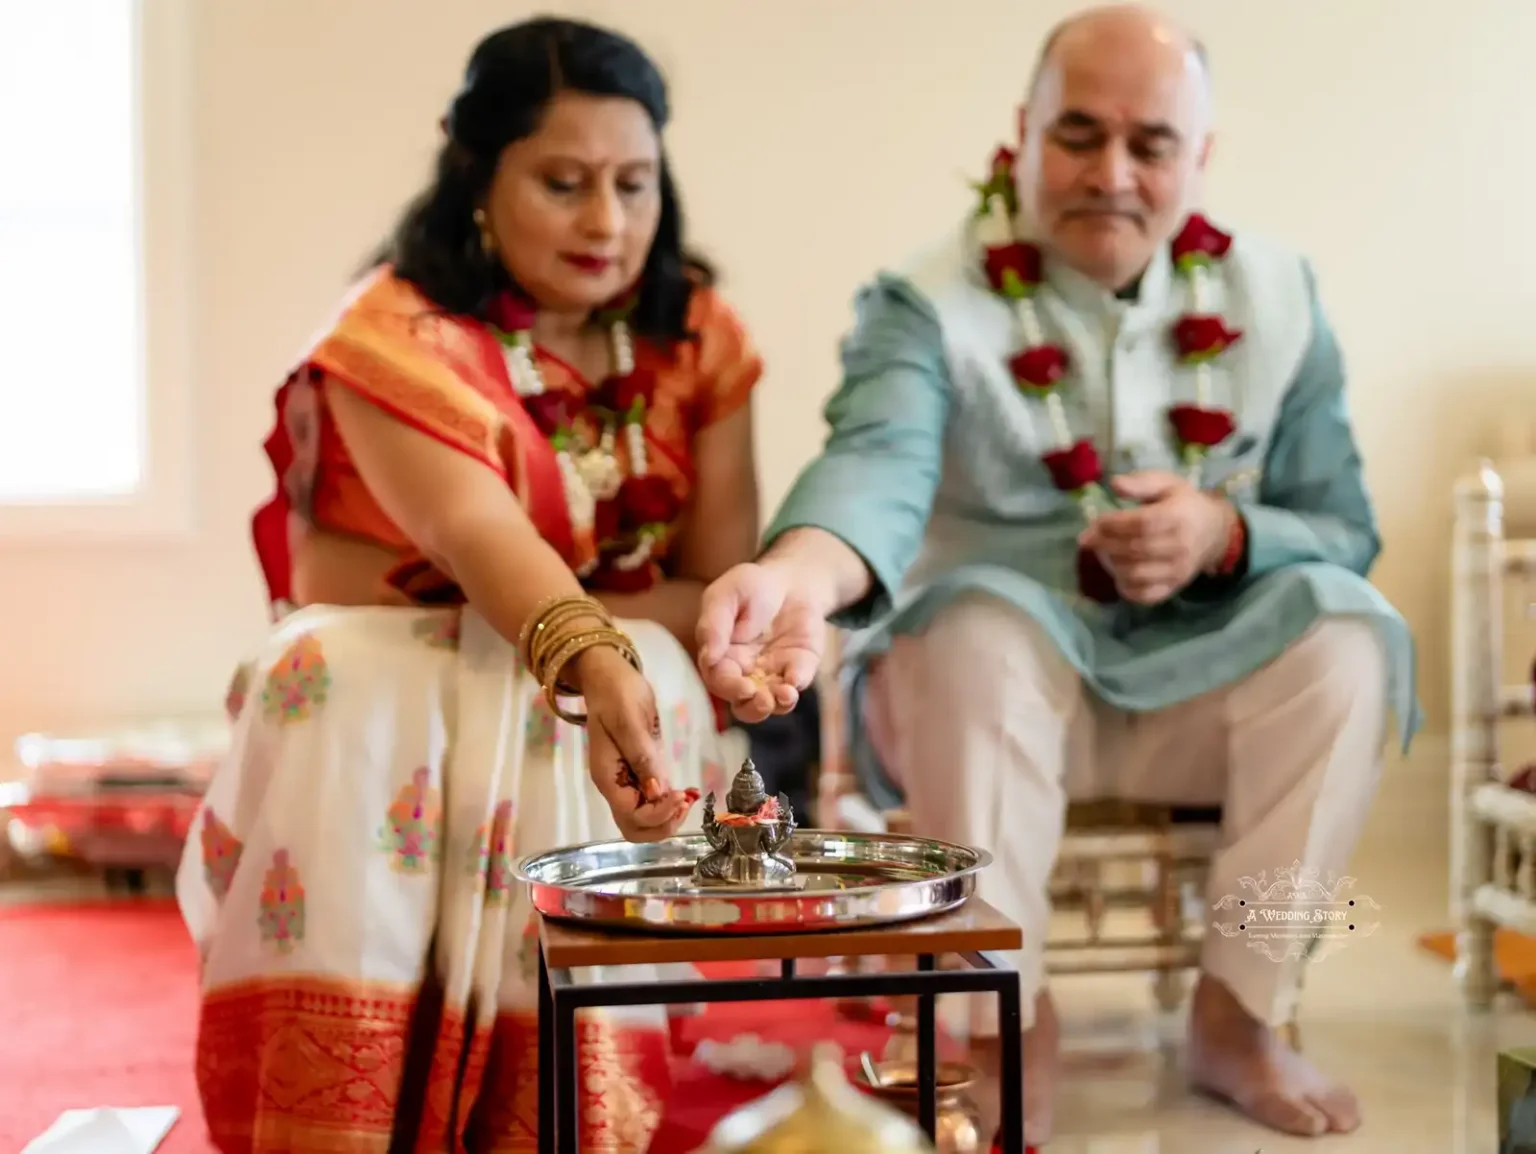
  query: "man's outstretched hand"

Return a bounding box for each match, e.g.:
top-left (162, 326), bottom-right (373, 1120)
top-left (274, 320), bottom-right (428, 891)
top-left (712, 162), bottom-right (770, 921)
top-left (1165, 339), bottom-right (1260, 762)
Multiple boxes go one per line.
top-left (696, 562), bottom-right (825, 722)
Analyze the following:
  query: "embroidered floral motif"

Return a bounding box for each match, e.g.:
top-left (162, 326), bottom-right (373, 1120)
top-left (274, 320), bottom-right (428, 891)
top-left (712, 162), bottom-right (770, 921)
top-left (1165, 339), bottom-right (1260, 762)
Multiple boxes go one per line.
top-left (260, 634), bottom-right (331, 722)
top-left (200, 807), bottom-right (244, 901)
top-left (223, 662), bottom-right (254, 722)
top-left (257, 849), bottom-right (305, 953)
top-left (484, 800), bottom-right (516, 905)
top-left (379, 767), bottom-right (442, 873)
top-left (411, 612), bottom-right (461, 651)
top-left (525, 694), bottom-right (559, 748)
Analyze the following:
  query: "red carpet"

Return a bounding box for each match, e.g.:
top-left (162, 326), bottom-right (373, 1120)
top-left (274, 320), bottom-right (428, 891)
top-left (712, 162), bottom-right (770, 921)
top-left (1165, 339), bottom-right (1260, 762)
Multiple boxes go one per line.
top-left (0, 900), bottom-right (945, 1152)
top-left (0, 899), bottom-right (204, 1153)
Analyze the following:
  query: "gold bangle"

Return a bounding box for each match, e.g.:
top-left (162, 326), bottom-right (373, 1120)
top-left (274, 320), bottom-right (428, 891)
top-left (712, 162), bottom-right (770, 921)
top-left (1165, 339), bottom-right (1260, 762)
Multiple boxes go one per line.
top-left (518, 592), bottom-right (609, 655)
top-left (529, 612), bottom-right (613, 691)
top-left (532, 606), bottom-right (608, 667)
top-left (518, 594), bottom-right (611, 672)
top-left (542, 628), bottom-right (642, 695)
top-left (544, 687), bottom-right (590, 726)
top-left (540, 629), bottom-right (643, 721)
top-left (517, 593), bottom-right (572, 656)
top-left (520, 593), bottom-right (610, 664)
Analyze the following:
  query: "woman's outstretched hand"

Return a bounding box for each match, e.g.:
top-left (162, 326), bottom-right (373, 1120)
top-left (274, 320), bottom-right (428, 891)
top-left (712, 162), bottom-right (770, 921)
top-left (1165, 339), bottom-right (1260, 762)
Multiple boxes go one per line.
top-left (576, 647), bottom-right (698, 841)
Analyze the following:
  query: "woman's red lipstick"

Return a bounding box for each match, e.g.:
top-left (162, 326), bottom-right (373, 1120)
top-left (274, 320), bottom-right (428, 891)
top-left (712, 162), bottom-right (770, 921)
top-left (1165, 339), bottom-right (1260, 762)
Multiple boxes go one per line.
top-left (562, 254), bottom-right (612, 273)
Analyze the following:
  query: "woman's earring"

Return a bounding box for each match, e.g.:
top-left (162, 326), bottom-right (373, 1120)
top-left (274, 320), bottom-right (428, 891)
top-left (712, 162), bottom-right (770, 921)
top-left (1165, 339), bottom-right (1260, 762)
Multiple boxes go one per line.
top-left (472, 208), bottom-right (497, 257)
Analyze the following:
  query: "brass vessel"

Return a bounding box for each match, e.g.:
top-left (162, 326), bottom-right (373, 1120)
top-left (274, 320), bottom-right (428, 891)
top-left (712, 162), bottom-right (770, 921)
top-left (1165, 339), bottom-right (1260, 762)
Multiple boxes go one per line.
top-left (856, 1057), bottom-right (984, 1154)
top-left (693, 1042), bottom-right (934, 1153)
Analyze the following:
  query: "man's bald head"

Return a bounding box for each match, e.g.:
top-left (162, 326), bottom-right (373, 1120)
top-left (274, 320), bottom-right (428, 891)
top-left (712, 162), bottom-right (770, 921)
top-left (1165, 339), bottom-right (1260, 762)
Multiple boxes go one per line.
top-left (1028, 5), bottom-right (1211, 114)
top-left (1012, 4), bottom-right (1216, 291)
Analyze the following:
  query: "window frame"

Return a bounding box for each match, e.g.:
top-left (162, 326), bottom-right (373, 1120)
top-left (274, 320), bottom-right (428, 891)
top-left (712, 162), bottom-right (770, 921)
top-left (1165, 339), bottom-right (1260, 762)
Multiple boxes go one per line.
top-left (0, 0), bottom-right (195, 541)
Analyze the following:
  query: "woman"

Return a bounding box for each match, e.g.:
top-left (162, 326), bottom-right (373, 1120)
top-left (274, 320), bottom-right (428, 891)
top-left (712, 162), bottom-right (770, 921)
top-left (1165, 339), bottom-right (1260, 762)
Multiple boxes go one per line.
top-left (177, 18), bottom-right (779, 1152)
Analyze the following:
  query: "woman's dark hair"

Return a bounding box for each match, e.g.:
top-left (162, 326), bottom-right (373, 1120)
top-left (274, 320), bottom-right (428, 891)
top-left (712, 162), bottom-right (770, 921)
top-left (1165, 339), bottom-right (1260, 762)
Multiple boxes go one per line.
top-left (373, 17), bottom-right (713, 343)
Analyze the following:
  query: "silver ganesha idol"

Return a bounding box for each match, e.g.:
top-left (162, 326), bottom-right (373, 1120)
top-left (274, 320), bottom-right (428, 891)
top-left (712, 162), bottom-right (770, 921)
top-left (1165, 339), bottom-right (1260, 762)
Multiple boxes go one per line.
top-left (691, 757), bottom-right (799, 888)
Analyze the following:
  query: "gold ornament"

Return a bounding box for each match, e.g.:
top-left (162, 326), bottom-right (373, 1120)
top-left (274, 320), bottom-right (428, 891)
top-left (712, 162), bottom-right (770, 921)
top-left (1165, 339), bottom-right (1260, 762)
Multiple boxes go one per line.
top-left (691, 1042), bottom-right (934, 1154)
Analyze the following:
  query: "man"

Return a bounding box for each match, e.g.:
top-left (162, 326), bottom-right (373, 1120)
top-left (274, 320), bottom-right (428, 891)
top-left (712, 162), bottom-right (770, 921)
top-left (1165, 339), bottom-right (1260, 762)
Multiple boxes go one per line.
top-left (696, 3), bottom-right (1417, 1145)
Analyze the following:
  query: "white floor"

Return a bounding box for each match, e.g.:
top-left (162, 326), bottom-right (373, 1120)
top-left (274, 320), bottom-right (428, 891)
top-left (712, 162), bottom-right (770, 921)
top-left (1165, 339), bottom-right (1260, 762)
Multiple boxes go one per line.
top-left (1036, 746), bottom-right (1515, 1153)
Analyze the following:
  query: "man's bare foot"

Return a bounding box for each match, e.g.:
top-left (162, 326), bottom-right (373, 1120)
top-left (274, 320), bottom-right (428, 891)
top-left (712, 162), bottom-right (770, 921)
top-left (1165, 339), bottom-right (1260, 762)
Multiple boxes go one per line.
top-left (973, 988), bottom-right (1059, 1147)
top-left (1186, 974), bottom-right (1360, 1137)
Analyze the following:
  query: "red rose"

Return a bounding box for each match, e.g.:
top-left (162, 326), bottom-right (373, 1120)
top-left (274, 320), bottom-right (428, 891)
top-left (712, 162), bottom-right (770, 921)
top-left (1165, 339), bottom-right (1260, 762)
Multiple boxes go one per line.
top-left (618, 474), bottom-right (681, 527)
top-left (587, 562), bottom-right (657, 594)
top-left (489, 292), bottom-right (537, 333)
top-left (1507, 763), bottom-right (1536, 794)
top-left (990, 146), bottom-right (1016, 180)
top-left (1041, 438), bottom-right (1103, 492)
top-left (594, 369), bottom-right (657, 418)
top-left (593, 498), bottom-right (621, 545)
top-left (1170, 214), bottom-right (1234, 269)
top-left (1076, 547), bottom-right (1119, 605)
top-left (1009, 344), bottom-right (1069, 391)
top-left (1172, 315), bottom-right (1243, 362)
top-left (1167, 404), bottom-right (1237, 449)
top-left (522, 391), bottom-right (571, 436)
top-left (984, 243), bottom-right (1043, 298)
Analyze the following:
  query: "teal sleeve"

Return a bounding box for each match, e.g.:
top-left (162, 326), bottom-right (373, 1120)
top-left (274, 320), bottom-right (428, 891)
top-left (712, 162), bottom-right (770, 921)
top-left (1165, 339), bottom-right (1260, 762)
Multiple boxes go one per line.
top-left (1241, 265), bottom-right (1381, 578)
top-left (761, 274), bottom-right (951, 628)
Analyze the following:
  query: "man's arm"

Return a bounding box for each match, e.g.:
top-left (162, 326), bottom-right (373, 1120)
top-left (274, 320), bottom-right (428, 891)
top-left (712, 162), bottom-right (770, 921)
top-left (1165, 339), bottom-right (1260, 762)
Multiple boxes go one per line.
top-left (1236, 263), bottom-right (1381, 578)
top-left (758, 274), bottom-right (951, 624)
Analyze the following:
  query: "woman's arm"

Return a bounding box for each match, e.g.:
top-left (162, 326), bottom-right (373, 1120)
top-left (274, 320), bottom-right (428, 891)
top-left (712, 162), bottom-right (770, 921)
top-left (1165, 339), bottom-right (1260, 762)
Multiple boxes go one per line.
top-left (330, 384), bottom-right (694, 832)
top-left (596, 401), bottom-right (760, 653)
top-left (325, 385), bottom-right (618, 689)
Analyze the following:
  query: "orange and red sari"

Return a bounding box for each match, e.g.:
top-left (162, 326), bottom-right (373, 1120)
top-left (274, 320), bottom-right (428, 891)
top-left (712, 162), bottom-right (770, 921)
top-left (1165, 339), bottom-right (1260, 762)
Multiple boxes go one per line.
top-left (251, 266), bottom-right (760, 610)
top-left (177, 268), bottom-right (760, 1152)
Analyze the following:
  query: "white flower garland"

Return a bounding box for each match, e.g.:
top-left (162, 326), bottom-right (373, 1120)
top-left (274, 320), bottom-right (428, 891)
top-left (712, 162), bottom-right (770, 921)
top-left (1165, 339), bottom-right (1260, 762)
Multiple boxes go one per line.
top-left (501, 320), bottom-right (657, 576)
top-left (975, 197), bottom-right (1101, 509)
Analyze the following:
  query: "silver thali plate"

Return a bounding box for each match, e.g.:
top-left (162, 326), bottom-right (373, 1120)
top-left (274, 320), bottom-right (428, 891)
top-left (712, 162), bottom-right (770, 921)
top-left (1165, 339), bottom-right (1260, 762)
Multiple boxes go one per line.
top-left (514, 830), bottom-right (991, 934)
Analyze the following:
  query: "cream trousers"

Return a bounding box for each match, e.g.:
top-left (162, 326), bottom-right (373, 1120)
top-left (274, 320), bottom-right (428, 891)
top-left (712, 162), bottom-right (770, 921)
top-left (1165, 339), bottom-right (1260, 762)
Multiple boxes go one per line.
top-left (864, 594), bottom-right (1388, 1031)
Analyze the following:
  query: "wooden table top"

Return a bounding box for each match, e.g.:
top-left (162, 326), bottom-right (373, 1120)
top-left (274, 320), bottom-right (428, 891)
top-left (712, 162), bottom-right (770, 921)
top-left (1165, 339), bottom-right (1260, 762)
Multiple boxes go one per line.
top-left (539, 896), bottom-right (1021, 970)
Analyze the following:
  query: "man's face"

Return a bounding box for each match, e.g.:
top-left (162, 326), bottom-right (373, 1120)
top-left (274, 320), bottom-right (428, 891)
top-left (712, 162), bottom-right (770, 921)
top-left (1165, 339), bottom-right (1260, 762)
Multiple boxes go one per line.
top-left (1016, 42), bottom-right (1211, 291)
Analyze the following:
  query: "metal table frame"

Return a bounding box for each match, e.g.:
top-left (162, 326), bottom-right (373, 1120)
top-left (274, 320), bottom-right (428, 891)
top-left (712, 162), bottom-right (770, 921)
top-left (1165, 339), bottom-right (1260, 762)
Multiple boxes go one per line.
top-left (536, 944), bottom-right (1024, 1154)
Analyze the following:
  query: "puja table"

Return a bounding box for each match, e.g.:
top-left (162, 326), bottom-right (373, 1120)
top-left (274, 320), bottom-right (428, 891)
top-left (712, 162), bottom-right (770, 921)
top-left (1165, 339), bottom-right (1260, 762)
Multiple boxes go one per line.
top-left (536, 896), bottom-right (1025, 1154)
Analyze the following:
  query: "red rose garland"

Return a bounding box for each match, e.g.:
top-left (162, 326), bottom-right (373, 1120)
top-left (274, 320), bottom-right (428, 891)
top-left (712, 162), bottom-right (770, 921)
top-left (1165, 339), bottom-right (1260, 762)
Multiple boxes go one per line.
top-left (973, 145), bottom-right (1243, 603)
top-left (489, 294), bottom-right (681, 590)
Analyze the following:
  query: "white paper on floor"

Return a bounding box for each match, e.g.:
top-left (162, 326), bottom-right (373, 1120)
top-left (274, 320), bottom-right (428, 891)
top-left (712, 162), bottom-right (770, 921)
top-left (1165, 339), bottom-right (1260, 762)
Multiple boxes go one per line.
top-left (22, 1106), bottom-right (180, 1154)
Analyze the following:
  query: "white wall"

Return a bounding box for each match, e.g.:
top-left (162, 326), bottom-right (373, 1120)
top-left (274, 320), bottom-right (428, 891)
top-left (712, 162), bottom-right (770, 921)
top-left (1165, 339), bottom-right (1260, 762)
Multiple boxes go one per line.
top-left (3, 0), bottom-right (1535, 758)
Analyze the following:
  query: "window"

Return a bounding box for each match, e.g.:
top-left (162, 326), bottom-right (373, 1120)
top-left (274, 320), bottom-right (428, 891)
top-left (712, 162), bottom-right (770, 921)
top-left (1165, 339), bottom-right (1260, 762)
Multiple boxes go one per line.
top-left (0, 0), bottom-right (192, 536)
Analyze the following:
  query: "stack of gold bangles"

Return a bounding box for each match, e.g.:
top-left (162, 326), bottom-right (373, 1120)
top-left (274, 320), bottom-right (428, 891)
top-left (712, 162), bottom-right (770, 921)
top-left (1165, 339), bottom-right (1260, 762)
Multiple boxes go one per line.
top-left (517, 593), bottom-right (642, 725)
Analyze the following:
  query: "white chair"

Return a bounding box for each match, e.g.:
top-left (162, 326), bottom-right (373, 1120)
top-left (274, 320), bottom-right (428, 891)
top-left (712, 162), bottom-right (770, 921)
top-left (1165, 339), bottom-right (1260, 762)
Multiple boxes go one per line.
top-left (1451, 454), bottom-right (1536, 1007)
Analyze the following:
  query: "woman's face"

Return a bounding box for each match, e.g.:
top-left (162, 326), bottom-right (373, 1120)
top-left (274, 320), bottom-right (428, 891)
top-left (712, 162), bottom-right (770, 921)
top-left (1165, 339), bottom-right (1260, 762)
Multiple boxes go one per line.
top-left (484, 92), bottom-right (663, 314)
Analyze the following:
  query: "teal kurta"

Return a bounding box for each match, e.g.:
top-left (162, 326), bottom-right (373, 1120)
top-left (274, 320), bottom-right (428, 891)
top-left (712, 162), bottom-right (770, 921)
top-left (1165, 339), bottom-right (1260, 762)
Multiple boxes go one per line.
top-left (764, 226), bottom-right (1418, 811)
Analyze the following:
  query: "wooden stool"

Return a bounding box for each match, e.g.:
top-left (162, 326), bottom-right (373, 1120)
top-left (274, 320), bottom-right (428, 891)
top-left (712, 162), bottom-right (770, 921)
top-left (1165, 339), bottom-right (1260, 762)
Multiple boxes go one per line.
top-left (536, 897), bottom-right (1026, 1154)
